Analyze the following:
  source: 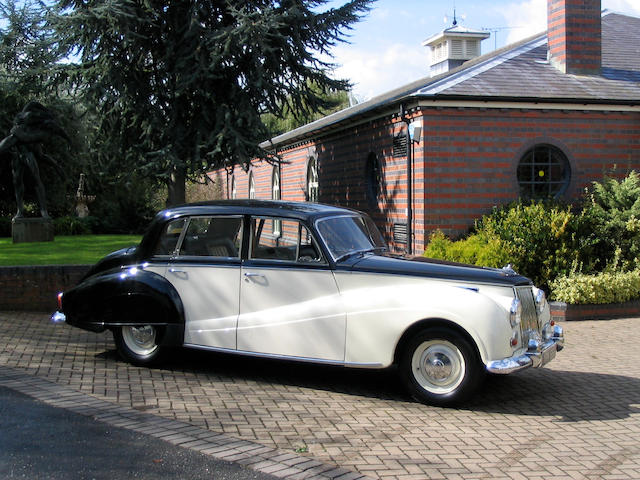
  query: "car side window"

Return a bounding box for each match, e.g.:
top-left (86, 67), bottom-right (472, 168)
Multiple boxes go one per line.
top-left (178, 216), bottom-right (242, 258)
top-left (250, 217), bottom-right (325, 264)
top-left (153, 218), bottom-right (187, 256)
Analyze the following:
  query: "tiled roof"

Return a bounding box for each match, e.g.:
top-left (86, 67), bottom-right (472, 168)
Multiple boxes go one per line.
top-left (419, 12), bottom-right (640, 101)
top-left (265, 11), bottom-right (640, 148)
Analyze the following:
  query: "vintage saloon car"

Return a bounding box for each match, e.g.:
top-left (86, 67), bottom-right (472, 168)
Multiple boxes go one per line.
top-left (54, 200), bottom-right (564, 406)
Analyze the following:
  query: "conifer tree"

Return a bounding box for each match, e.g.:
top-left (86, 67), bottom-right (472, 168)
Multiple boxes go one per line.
top-left (54, 0), bottom-right (373, 206)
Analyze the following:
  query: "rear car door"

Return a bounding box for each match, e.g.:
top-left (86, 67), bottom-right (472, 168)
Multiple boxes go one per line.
top-left (154, 215), bottom-right (243, 350)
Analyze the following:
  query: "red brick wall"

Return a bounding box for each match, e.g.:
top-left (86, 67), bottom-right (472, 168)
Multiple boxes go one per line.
top-left (420, 107), bottom-right (639, 241)
top-left (212, 105), bottom-right (640, 254)
top-left (0, 265), bottom-right (90, 312)
top-left (548, 0), bottom-right (601, 75)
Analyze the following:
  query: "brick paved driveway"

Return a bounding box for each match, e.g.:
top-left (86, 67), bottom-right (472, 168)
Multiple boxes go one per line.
top-left (1, 312), bottom-right (639, 480)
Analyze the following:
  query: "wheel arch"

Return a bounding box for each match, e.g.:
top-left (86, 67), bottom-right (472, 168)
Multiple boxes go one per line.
top-left (63, 268), bottom-right (185, 346)
top-left (393, 318), bottom-right (483, 367)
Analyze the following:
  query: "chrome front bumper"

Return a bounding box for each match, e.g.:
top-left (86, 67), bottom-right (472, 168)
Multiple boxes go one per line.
top-left (486, 325), bottom-right (564, 374)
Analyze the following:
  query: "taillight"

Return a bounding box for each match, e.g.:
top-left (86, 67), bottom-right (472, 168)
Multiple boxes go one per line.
top-left (57, 292), bottom-right (63, 310)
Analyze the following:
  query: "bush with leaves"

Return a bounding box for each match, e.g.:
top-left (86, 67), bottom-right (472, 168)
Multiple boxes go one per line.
top-left (551, 269), bottom-right (640, 304)
top-left (472, 201), bottom-right (583, 290)
top-left (578, 171), bottom-right (640, 272)
top-left (424, 231), bottom-right (511, 269)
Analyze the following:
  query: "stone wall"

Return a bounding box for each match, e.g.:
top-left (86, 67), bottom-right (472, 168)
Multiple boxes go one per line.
top-left (0, 265), bottom-right (90, 312)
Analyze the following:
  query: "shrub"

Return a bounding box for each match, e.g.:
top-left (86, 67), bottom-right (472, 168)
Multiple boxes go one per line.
top-left (551, 269), bottom-right (640, 304)
top-left (0, 216), bottom-right (11, 237)
top-left (424, 231), bottom-right (510, 268)
top-left (578, 171), bottom-right (640, 272)
top-left (53, 216), bottom-right (99, 235)
top-left (473, 201), bottom-right (582, 290)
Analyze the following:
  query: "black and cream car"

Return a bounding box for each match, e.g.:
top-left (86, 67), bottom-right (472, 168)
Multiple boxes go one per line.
top-left (54, 200), bottom-right (564, 406)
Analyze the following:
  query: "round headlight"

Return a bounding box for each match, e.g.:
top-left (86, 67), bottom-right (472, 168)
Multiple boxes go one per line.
top-left (510, 298), bottom-right (522, 327)
top-left (535, 288), bottom-right (548, 314)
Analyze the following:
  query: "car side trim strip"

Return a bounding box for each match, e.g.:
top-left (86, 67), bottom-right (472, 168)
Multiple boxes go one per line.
top-left (183, 343), bottom-right (384, 369)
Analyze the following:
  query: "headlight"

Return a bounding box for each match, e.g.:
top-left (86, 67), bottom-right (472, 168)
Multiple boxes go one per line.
top-left (534, 288), bottom-right (548, 314)
top-left (510, 298), bottom-right (522, 327)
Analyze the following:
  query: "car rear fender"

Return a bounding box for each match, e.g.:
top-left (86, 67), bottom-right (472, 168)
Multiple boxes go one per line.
top-left (62, 267), bottom-right (185, 346)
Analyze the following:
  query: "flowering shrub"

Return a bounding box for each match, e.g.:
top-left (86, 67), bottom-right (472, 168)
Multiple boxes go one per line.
top-left (550, 270), bottom-right (640, 304)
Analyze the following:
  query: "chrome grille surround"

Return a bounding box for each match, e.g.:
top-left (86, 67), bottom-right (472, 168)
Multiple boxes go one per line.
top-left (515, 286), bottom-right (540, 344)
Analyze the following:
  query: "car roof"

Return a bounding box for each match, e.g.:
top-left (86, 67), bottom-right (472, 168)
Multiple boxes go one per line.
top-left (157, 200), bottom-right (361, 223)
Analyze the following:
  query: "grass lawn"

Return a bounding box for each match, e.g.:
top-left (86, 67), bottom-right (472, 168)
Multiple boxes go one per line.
top-left (0, 235), bottom-right (142, 266)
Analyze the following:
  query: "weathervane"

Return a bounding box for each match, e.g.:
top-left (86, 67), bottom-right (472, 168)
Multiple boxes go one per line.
top-left (444, 2), bottom-right (466, 28)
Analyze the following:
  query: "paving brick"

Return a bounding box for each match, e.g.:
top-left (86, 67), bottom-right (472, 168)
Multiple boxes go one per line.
top-left (1, 312), bottom-right (640, 479)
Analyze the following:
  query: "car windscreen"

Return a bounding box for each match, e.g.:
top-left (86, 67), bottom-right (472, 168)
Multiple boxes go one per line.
top-left (315, 214), bottom-right (387, 261)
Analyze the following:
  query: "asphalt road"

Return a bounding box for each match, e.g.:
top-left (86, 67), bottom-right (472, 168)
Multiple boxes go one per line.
top-left (0, 386), bottom-right (277, 480)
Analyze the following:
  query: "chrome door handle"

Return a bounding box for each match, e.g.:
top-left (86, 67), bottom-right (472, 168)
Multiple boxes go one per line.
top-left (169, 268), bottom-right (186, 273)
top-left (244, 272), bottom-right (264, 278)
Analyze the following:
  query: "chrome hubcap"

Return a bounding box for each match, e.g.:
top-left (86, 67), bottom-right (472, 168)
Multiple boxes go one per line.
top-left (424, 353), bottom-right (453, 381)
top-left (412, 340), bottom-right (465, 394)
top-left (122, 326), bottom-right (158, 356)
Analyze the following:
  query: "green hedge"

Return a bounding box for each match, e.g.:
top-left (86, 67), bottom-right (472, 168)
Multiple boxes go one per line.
top-left (424, 231), bottom-right (510, 268)
top-left (550, 270), bottom-right (640, 304)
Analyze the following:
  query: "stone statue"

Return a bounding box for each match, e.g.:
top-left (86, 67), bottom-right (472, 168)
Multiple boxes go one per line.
top-left (0, 101), bottom-right (69, 220)
top-left (75, 173), bottom-right (95, 218)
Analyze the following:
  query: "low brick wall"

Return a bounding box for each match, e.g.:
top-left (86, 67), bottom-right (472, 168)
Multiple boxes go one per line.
top-left (550, 300), bottom-right (640, 322)
top-left (0, 265), bottom-right (91, 312)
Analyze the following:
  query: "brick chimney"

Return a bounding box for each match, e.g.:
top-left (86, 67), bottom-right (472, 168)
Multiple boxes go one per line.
top-left (547, 0), bottom-right (601, 75)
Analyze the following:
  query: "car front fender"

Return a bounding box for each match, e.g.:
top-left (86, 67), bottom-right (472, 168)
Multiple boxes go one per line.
top-left (340, 280), bottom-right (513, 367)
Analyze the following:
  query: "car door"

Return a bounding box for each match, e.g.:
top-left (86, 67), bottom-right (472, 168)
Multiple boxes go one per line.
top-left (237, 216), bottom-right (345, 361)
top-left (154, 215), bottom-right (243, 350)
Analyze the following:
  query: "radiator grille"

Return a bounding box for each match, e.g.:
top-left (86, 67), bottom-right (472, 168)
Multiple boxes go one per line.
top-left (515, 286), bottom-right (540, 338)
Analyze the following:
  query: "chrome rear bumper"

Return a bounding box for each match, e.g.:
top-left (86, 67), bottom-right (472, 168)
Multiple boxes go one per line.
top-left (486, 325), bottom-right (564, 374)
top-left (51, 311), bottom-right (66, 324)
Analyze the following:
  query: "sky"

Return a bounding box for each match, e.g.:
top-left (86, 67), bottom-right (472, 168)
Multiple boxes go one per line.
top-left (324, 0), bottom-right (640, 101)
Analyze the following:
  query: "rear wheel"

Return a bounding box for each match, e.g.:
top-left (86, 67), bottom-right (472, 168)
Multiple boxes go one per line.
top-left (114, 325), bottom-right (164, 366)
top-left (400, 328), bottom-right (484, 406)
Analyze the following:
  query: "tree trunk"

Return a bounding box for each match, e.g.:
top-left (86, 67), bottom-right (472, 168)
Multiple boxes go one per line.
top-left (166, 165), bottom-right (186, 207)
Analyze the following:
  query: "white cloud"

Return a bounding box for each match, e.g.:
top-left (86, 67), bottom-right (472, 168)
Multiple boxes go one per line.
top-left (500, 0), bottom-right (640, 46)
top-left (330, 43), bottom-right (429, 101)
top-left (603, 0), bottom-right (640, 16)
top-left (499, 0), bottom-right (547, 45)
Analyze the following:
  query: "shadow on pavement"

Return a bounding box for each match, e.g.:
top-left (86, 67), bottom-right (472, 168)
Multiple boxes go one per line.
top-left (101, 346), bottom-right (640, 422)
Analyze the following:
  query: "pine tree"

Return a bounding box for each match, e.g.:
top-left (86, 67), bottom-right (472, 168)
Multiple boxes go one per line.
top-left (54, 0), bottom-right (373, 206)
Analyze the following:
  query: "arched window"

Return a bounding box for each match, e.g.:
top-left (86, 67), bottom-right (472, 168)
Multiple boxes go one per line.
top-left (365, 153), bottom-right (381, 208)
top-left (230, 175), bottom-right (237, 199)
top-left (307, 157), bottom-right (318, 202)
top-left (272, 166), bottom-right (281, 236)
top-left (248, 172), bottom-right (256, 199)
top-left (517, 144), bottom-right (571, 199)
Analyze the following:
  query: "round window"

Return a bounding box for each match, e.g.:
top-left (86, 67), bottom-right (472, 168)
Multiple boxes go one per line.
top-left (517, 144), bottom-right (571, 199)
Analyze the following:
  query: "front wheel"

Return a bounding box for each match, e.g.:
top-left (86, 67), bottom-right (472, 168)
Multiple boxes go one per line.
top-left (400, 328), bottom-right (484, 406)
top-left (113, 325), bottom-right (164, 366)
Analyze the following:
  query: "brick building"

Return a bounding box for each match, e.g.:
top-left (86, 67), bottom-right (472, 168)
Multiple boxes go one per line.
top-left (214, 0), bottom-right (640, 254)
